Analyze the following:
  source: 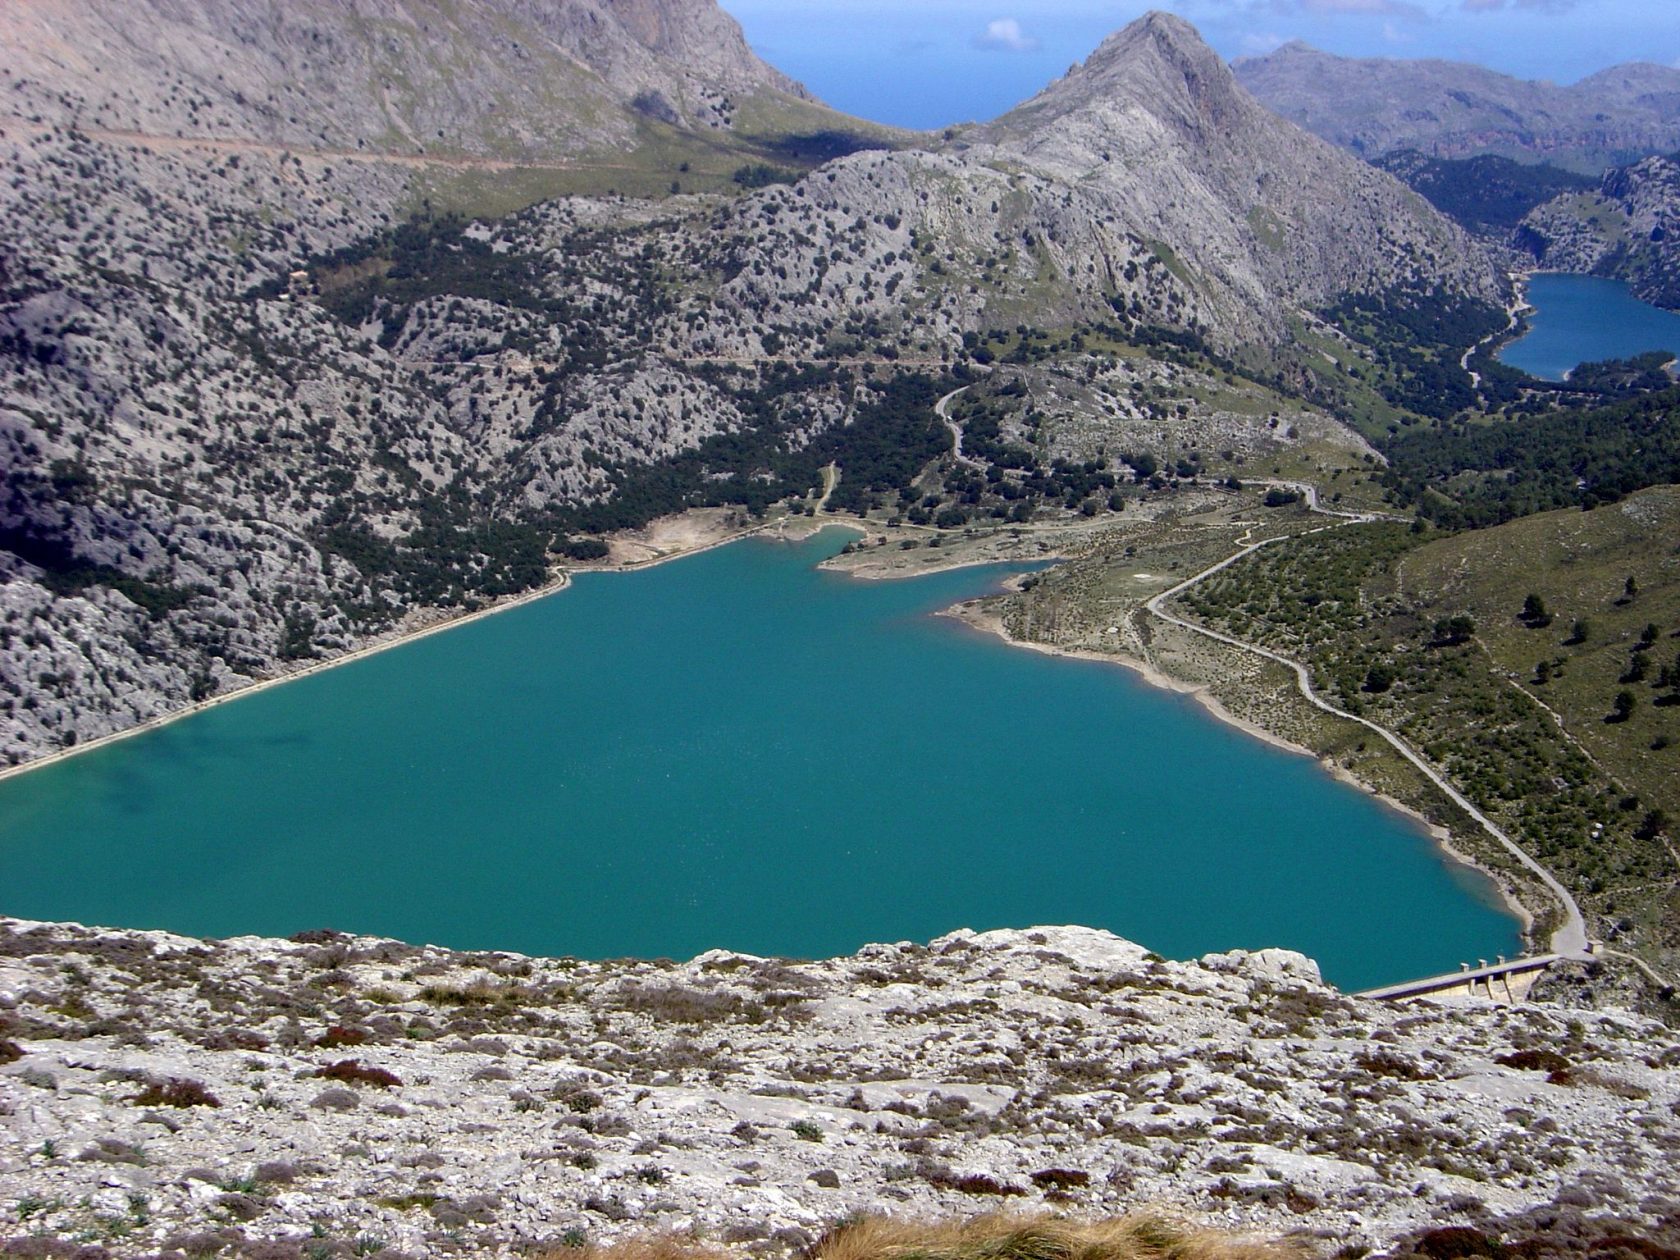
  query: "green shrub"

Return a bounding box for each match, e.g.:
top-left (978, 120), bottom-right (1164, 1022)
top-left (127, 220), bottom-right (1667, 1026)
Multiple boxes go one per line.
top-left (315, 1059), bottom-right (402, 1089)
top-left (132, 1077), bottom-right (221, 1108)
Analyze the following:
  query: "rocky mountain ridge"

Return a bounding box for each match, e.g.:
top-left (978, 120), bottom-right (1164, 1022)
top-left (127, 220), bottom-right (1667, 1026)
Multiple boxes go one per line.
top-left (1, 0), bottom-right (814, 161)
top-left (1235, 43), bottom-right (1680, 175)
top-left (2, 917), bottom-right (1678, 1258)
top-left (975, 14), bottom-right (1490, 333)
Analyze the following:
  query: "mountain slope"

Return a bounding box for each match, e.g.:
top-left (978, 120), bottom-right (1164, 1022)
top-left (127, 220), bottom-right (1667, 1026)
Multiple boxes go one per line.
top-left (0, 9), bottom-right (1506, 765)
top-left (1374, 150), bottom-right (1597, 239)
top-left (1236, 42), bottom-right (1680, 174)
top-left (1522, 155), bottom-right (1680, 310)
top-left (0, 0), bottom-right (824, 162)
top-left (971, 13), bottom-right (1499, 334)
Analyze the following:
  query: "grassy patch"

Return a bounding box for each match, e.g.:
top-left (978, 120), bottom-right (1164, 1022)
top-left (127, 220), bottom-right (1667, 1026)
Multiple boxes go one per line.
top-left (1174, 515), bottom-right (1675, 968)
top-left (1400, 486), bottom-right (1680, 824)
top-left (1246, 206), bottom-right (1288, 254)
top-left (406, 95), bottom-right (908, 218)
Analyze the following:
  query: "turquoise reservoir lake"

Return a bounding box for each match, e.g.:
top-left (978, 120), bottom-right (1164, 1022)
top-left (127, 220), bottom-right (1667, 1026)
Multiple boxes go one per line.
top-left (0, 529), bottom-right (1520, 989)
top-left (1499, 273), bottom-right (1680, 381)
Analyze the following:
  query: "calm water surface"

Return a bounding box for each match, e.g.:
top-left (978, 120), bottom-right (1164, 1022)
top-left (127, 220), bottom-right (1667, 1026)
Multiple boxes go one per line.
top-left (1499, 273), bottom-right (1680, 381)
top-left (0, 529), bottom-right (1520, 988)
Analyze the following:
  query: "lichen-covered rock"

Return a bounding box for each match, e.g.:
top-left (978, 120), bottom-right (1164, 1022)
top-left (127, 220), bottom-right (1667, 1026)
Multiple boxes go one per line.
top-left (2, 916), bottom-right (1677, 1256)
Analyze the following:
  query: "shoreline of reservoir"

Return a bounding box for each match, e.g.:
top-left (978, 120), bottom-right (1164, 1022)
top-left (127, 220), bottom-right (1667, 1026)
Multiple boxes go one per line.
top-left (0, 506), bottom-right (1536, 950)
top-left (0, 573), bottom-right (577, 787)
top-left (0, 511), bottom-right (1529, 983)
top-left (0, 508), bottom-right (789, 787)
top-left (936, 582), bottom-right (1540, 948)
top-left (811, 507), bottom-right (1543, 946)
top-left (1, 507), bottom-right (1054, 787)
top-left (1497, 271), bottom-right (1680, 382)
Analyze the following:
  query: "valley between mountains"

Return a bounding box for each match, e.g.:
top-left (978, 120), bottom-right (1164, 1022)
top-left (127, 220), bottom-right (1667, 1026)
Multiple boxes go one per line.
top-left (3, 3), bottom-right (1680, 1253)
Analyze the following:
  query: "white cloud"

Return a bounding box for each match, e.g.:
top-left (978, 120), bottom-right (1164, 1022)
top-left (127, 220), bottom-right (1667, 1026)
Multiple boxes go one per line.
top-left (1180, 0), bottom-right (1433, 17)
top-left (1240, 30), bottom-right (1290, 53)
top-left (1461, 0), bottom-right (1579, 10)
top-left (1297, 0), bottom-right (1427, 15)
top-left (974, 17), bottom-right (1042, 51)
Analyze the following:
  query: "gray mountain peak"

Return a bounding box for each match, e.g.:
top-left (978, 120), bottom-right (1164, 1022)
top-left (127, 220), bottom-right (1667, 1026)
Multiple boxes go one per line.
top-left (974, 13), bottom-right (1497, 330)
top-left (1093, 8), bottom-right (1205, 53)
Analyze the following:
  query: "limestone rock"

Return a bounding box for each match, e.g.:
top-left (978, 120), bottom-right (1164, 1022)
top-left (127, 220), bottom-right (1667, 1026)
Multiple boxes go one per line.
top-left (0, 0), bottom-right (810, 159)
top-left (1, 915), bottom-right (1677, 1254)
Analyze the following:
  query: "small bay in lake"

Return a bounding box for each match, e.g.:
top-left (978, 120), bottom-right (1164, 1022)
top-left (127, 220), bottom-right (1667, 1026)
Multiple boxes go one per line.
top-left (1499, 273), bottom-right (1680, 381)
top-left (0, 529), bottom-right (1520, 990)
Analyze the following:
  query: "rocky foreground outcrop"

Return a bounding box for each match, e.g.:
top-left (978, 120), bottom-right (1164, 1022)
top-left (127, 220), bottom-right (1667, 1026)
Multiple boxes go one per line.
top-left (2, 919), bottom-right (1677, 1258)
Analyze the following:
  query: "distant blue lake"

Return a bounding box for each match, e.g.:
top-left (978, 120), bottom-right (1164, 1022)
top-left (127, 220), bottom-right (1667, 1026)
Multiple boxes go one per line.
top-left (1499, 273), bottom-right (1680, 381)
top-left (0, 529), bottom-right (1520, 989)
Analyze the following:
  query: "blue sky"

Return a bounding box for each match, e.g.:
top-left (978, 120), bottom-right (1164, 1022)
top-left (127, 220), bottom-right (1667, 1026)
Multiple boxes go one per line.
top-left (720, 1), bottom-right (1676, 130)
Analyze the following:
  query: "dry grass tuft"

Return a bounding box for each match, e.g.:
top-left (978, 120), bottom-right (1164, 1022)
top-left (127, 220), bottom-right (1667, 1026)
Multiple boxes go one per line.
top-left (533, 1235), bottom-right (735, 1260)
top-left (532, 1215), bottom-right (1302, 1260)
top-left (808, 1213), bottom-right (1302, 1260)
top-left (420, 978), bottom-right (535, 1009)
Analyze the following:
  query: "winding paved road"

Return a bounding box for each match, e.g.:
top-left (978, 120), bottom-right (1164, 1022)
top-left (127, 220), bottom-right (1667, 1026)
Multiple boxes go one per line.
top-left (935, 385), bottom-right (986, 471)
top-left (1141, 506), bottom-right (1591, 959)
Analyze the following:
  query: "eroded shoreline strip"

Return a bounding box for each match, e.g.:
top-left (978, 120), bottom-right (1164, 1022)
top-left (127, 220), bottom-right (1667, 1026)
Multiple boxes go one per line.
top-left (941, 592), bottom-right (1542, 948)
top-left (0, 512), bottom-right (794, 786)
